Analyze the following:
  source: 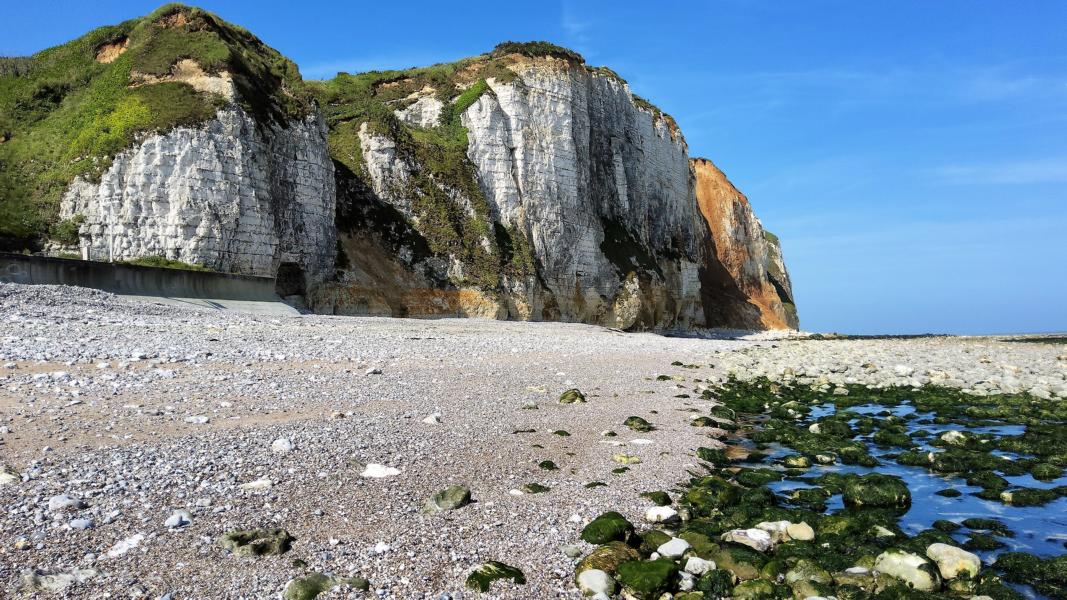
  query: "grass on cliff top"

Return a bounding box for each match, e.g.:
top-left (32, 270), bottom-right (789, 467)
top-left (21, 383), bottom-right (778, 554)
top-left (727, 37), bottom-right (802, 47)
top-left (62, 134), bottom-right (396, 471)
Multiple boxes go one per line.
top-left (0, 3), bottom-right (314, 250)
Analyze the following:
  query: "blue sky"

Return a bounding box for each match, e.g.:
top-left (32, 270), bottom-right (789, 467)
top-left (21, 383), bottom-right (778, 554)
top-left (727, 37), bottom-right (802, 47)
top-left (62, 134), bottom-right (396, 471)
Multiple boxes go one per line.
top-left (4, 1), bottom-right (1065, 334)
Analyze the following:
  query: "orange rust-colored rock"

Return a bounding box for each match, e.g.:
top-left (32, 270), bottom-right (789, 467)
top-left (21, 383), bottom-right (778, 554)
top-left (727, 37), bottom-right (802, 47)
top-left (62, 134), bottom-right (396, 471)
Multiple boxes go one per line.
top-left (693, 158), bottom-right (798, 329)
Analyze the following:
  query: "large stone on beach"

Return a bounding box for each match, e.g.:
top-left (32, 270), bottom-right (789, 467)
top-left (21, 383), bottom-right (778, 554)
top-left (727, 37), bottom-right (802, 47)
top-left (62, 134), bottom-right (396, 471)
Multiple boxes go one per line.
top-left (581, 512), bottom-right (635, 544)
top-left (465, 561), bottom-right (526, 592)
top-left (843, 474), bottom-right (911, 508)
top-left (925, 543), bottom-right (981, 579)
top-left (218, 528), bottom-right (294, 556)
top-left (560, 389), bottom-right (587, 404)
top-left (721, 528), bottom-right (773, 552)
top-left (657, 536), bottom-right (691, 558)
top-left (616, 559), bottom-right (678, 600)
top-left (284, 573), bottom-right (369, 600)
top-left (874, 549), bottom-right (941, 591)
top-left (422, 484), bottom-right (472, 514)
top-left (576, 541), bottom-right (640, 576)
top-left (576, 569), bottom-right (616, 596)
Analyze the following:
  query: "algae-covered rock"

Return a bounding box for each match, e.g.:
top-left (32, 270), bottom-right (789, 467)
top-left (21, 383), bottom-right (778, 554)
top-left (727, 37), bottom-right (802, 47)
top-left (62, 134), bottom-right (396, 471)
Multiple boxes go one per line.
top-left (782, 455), bottom-right (811, 469)
top-left (873, 549), bottom-right (940, 591)
top-left (925, 543), bottom-right (980, 580)
top-left (465, 561), bottom-right (526, 592)
top-left (616, 559), bottom-right (678, 599)
top-left (284, 573), bottom-right (369, 600)
top-left (832, 567), bottom-right (892, 593)
top-left (538, 460), bottom-right (559, 471)
top-left (422, 484), bottom-right (472, 514)
top-left (695, 569), bottom-right (735, 596)
top-left (638, 529), bottom-right (673, 555)
top-left (683, 476), bottom-right (741, 516)
top-left (640, 490), bottom-right (672, 506)
top-left (218, 528), bottom-right (294, 556)
top-left (612, 453), bottom-right (642, 465)
top-left (785, 558), bottom-right (832, 585)
top-left (576, 541), bottom-right (640, 576)
top-left (624, 416), bottom-right (654, 432)
top-left (708, 545), bottom-right (764, 581)
top-left (521, 482), bottom-right (550, 494)
top-left (581, 511), bottom-right (635, 544)
top-left (560, 389), bottom-right (587, 404)
top-left (994, 552), bottom-right (1067, 598)
top-left (842, 474), bottom-right (911, 508)
top-left (697, 447), bottom-right (729, 464)
top-left (731, 578), bottom-right (777, 599)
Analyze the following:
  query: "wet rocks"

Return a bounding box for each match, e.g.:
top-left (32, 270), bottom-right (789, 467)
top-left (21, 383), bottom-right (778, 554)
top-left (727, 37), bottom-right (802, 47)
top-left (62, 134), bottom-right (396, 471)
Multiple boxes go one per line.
top-left (842, 473), bottom-right (911, 508)
top-left (873, 549), bottom-right (940, 591)
top-left (925, 543), bottom-right (981, 579)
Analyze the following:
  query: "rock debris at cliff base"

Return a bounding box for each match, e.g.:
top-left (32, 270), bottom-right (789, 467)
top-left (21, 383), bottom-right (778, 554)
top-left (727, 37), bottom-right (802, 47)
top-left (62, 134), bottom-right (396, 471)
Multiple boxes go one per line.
top-left (1, 283), bottom-right (1063, 598)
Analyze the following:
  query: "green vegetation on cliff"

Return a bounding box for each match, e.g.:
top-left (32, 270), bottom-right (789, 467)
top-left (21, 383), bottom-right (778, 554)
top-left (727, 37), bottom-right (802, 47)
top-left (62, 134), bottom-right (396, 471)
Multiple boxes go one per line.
top-left (308, 46), bottom-right (548, 290)
top-left (0, 3), bottom-right (313, 249)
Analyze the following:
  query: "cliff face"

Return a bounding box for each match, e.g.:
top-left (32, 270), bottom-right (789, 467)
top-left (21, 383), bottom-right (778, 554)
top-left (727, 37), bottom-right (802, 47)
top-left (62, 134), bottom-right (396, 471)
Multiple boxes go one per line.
top-left (4, 9), bottom-right (798, 331)
top-left (692, 158), bottom-right (798, 329)
top-left (314, 50), bottom-right (721, 329)
top-left (60, 104), bottom-right (336, 284)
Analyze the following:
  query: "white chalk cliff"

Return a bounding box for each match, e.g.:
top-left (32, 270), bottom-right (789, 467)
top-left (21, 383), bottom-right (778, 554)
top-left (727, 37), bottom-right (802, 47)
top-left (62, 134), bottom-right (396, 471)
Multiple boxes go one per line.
top-left (61, 103), bottom-right (336, 284)
top-left (320, 54), bottom-right (795, 330)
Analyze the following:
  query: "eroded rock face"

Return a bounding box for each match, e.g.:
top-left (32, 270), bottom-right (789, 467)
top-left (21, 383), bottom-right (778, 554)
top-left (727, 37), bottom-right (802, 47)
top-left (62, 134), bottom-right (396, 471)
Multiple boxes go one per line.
top-left (60, 104), bottom-right (336, 285)
top-left (692, 158), bottom-right (798, 329)
top-left (323, 58), bottom-right (739, 329)
top-left (461, 60), bottom-right (707, 329)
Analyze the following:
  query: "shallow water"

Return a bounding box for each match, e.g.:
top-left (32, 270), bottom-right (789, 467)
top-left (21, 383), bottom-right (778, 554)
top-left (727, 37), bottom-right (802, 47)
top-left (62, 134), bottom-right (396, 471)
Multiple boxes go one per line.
top-left (754, 401), bottom-right (1067, 560)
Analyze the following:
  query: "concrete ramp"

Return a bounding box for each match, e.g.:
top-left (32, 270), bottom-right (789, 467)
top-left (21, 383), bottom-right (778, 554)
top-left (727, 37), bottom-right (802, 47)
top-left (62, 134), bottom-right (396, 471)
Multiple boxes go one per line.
top-left (0, 253), bottom-right (299, 315)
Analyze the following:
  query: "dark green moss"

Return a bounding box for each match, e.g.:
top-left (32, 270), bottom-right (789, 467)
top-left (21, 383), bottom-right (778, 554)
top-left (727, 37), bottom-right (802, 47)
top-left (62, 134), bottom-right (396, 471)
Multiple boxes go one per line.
top-left (465, 561), bottom-right (526, 592)
top-left (639, 491), bottom-right (672, 506)
top-left (581, 511), bottom-right (634, 544)
top-left (624, 416), bottom-right (654, 432)
top-left (616, 559), bottom-right (678, 600)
